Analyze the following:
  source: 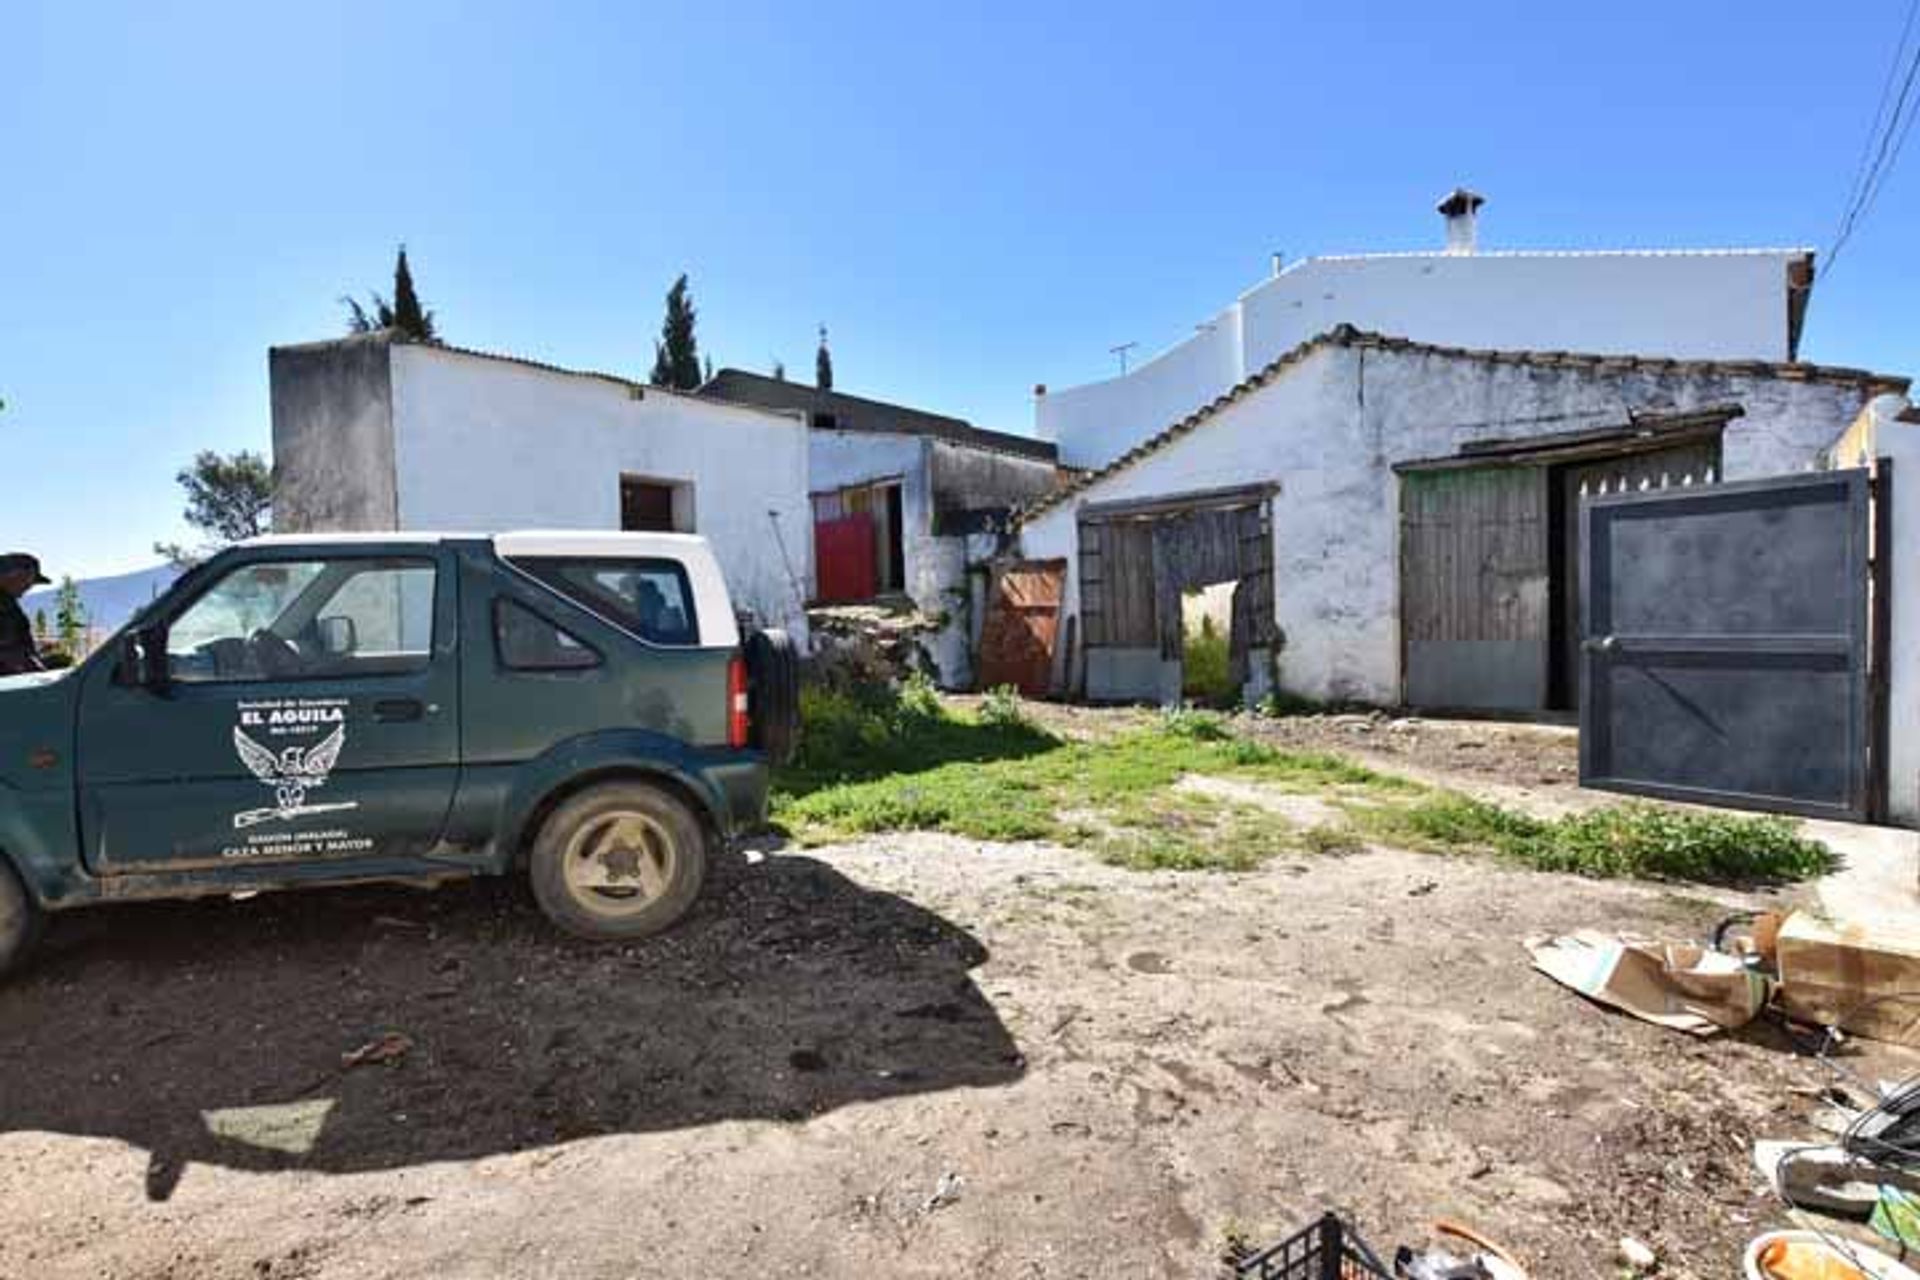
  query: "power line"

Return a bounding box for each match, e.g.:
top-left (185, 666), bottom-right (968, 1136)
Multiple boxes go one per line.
top-left (1839, 0), bottom-right (1920, 220)
top-left (1828, 0), bottom-right (1920, 273)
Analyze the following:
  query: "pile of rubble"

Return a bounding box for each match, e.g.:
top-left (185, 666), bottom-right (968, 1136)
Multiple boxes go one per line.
top-left (805, 601), bottom-right (945, 690)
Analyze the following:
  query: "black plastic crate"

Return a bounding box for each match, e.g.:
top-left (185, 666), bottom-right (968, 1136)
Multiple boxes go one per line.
top-left (1233, 1212), bottom-right (1392, 1280)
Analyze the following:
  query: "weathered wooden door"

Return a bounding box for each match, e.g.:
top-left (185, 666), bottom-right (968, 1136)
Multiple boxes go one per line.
top-left (1580, 469), bottom-right (1877, 820)
top-left (978, 560), bottom-right (1067, 696)
top-left (1400, 467), bottom-right (1549, 710)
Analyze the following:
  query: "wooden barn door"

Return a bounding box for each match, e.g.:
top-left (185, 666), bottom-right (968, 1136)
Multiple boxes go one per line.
top-left (1400, 467), bottom-right (1550, 711)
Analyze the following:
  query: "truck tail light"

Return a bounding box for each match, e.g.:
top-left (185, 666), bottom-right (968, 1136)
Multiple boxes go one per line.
top-left (728, 654), bottom-right (750, 749)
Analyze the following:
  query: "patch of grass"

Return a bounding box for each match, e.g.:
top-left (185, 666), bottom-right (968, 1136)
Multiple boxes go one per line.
top-left (1509, 804), bottom-right (1836, 884)
top-left (1158, 705), bottom-right (1232, 740)
top-left (775, 689), bottom-right (1835, 888)
top-left (780, 765), bottom-right (1057, 844)
top-left (1346, 793), bottom-right (1834, 885)
top-left (1091, 793), bottom-right (1293, 871)
top-left (782, 681), bottom-right (1057, 798)
top-left (1346, 792), bottom-right (1545, 852)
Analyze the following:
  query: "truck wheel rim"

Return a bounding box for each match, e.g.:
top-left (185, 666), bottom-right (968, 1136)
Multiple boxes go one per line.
top-left (561, 811), bottom-right (676, 915)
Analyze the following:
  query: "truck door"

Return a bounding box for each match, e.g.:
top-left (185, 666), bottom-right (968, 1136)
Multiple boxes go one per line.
top-left (76, 547), bottom-right (461, 874)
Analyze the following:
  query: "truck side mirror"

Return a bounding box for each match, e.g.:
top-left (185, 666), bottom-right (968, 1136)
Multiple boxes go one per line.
top-left (120, 625), bottom-right (169, 690)
top-left (316, 615), bottom-right (358, 657)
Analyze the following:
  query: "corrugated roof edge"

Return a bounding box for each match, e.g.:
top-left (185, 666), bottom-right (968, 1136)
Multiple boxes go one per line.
top-left (1015, 325), bottom-right (1910, 525)
top-left (700, 367), bottom-right (1059, 463)
top-left (268, 330), bottom-right (807, 426)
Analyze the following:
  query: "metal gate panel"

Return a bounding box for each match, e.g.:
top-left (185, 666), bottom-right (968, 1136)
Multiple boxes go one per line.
top-left (1580, 469), bottom-right (1871, 820)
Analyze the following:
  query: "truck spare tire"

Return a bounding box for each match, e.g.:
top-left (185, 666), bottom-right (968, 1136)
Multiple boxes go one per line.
top-left (744, 628), bottom-right (800, 765)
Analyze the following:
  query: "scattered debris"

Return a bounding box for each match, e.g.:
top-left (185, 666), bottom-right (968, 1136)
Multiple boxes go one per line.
top-left (1526, 931), bottom-right (1768, 1035)
top-left (921, 1170), bottom-right (964, 1213)
top-left (1751, 1142), bottom-right (1913, 1218)
top-left (1231, 1212), bottom-right (1390, 1279)
top-left (1743, 1229), bottom-right (1920, 1280)
top-left (1872, 1187), bottom-right (1920, 1252)
top-left (1617, 1236), bottom-right (1658, 1272)
top-left (341, 1032), bottom-right (414, 1069)
top-left (1776, 913), bottom-right (1920, 1049)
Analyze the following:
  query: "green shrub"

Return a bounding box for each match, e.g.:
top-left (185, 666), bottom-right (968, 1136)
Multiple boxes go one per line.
top-left (1182, 615), bottom-right (1235, 704)
top-left (896, 670), bottom-right (942, 720)
top-left (979, 684), bottom-right (1027, 728)
top-left (1159, 705), bottom-right (1231, 741)
top-left (1255, 689), bottom-right (1322, 717)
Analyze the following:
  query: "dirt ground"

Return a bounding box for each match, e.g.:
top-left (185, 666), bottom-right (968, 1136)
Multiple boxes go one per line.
top-left (0, 709), bottom-right (1901, 1279)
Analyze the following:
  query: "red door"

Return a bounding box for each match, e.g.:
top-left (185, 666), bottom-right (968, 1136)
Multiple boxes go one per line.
top-left (815, 514), bottom-right (877, 603)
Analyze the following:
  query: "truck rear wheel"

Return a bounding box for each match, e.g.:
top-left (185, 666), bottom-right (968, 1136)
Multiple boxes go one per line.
top-left (528, 780), bottom-right (708, 941)
top-left (0, 859), bottom-right (43, 979)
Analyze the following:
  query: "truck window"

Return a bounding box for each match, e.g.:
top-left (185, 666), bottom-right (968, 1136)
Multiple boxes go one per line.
top-left (494, 599), bottom-right (601, 671)
top-left (166, 557), bottom-right (436, 683)
top-left (511, 558), bottom-right (700, 647)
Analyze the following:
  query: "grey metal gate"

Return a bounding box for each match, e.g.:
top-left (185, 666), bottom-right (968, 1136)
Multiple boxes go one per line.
top-left (1579, 468), bottom-right (1878, 821)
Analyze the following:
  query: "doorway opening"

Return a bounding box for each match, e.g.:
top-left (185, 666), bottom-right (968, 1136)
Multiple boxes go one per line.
top-left (1180, 582), bottom-right (1239, 704)
top-left (620, 475), bottom-right (695, 533)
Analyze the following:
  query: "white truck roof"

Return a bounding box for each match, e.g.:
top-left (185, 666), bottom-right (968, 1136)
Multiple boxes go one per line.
top-left (241, 530), bottom-right (742, 649)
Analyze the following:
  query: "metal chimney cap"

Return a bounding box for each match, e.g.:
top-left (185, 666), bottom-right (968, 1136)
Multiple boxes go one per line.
top-left (1436, 187), bottom-right (1486, 217)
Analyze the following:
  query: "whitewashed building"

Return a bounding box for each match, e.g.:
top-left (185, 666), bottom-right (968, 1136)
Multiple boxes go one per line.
top-left (1036, 190), bottom-right (1816, 469)
top-left (1016, 326), bottom-right (1906, 712)
top-left (271, 332), bottom-right (815, 642)
top-left (699, 370), bottom-right (1060, 686)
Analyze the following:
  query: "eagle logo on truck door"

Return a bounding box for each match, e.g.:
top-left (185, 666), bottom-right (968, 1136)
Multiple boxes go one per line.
top-left (232, 721), bottom-right (359, 829)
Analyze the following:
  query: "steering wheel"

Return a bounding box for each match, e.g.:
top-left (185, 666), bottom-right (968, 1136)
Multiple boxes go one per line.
top-left (247, 629), bottom-right (304, 679)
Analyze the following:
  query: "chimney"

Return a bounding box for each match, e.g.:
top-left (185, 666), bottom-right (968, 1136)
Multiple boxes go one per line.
top-left (1436, 187), bottom-right (1484, 255)
top-left (1271, 251), bottom-right (1285, 276)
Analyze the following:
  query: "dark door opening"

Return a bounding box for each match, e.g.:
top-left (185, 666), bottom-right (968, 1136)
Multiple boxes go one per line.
top-left (621, 477), bottom-right (679, 532)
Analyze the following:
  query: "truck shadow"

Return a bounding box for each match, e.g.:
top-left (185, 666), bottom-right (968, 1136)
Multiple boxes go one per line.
top-left (0, 849), bottom-right (1024, 1199)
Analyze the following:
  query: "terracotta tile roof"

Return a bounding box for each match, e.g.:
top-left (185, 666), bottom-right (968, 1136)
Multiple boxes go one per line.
top-left (1016, 325), bottom-right (1909, 524)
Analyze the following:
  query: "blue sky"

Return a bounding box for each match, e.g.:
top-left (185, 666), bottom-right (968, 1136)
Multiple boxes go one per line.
top-left (5, 1), bottom-right (1917, 577)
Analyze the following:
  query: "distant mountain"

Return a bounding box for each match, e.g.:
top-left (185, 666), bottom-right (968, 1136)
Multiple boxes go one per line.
top-left (22, 564), bottom-right (182, 635)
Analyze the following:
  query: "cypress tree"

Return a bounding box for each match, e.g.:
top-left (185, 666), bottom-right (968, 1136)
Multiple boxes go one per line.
top-left (650, 274), bottom-right (702, 391)
top-left (342, 244), bottom-right (438, 341)
top-left (389, 246), bottom-right (436, 341)
top-left (815, 324), bottom-right (833, 391)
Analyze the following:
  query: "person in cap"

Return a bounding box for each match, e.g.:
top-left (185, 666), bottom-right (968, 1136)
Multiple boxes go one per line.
top-left (0, 553), bottom-right (52, 676)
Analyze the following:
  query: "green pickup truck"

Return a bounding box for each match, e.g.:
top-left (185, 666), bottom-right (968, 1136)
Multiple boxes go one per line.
top-left (0, 531), bottom-right (799, 975)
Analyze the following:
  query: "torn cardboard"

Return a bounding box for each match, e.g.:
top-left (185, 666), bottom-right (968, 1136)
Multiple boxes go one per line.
top-left (1776, 912), bottom-right (1920, 1048)
top-left (1527, 931), bottom-right (1769, 1035)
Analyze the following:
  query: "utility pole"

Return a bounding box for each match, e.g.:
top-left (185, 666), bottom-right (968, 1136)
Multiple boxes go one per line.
top-left (1110, 341), bottom-right (1138, 375)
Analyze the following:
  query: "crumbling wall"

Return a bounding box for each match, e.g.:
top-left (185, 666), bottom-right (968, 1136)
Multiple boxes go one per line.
top-left (270, 334), bottom-right (399, 532)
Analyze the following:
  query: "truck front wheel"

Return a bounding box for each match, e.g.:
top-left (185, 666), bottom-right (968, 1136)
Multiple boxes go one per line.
top-left (0, 858), bottom-right (43, 979)
top-left (528, 781), bottom-right (708, 941)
